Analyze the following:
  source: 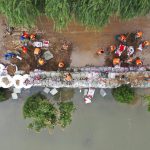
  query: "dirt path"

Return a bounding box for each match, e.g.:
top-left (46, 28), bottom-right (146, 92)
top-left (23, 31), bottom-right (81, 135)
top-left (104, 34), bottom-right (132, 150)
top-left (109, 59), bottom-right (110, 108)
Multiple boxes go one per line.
top-left (0, 15), bottom-right (7, 63)
top-left (36, 15), bottom-right (150, 67)
top-left (0, 15), bottom-right (150, 67)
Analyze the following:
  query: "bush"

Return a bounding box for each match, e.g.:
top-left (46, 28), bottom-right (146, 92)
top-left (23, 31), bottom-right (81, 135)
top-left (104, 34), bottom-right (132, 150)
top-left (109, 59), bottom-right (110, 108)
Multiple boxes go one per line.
top-left (23, 93), bottom-right (57, 132)
top-left (0, 88), bottom-right (10, 102)
top-left (112, 85), bottom-right (135, 103)
top-left (59, 102), bottom-right (75, 128)
top-left (0, 0), bottom-right (39, 27)
top-left (45, 0), bottom-right (72, 31)
top-left (23, 93), bottom-right (76, 132)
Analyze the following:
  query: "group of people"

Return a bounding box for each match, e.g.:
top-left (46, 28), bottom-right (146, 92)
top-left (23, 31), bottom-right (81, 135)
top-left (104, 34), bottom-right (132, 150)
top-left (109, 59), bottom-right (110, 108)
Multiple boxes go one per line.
top-left (96, 31), bottom-right (149, 67)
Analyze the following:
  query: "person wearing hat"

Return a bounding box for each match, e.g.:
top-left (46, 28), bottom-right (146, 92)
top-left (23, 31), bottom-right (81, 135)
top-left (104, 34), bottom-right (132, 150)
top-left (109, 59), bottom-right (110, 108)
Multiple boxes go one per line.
top-left (135, 57), bottom-right (143, 66)
top-left (110, 45), bottom-right (116, 52)
top-left (34, 48), bottom-right (41, 55)
top-left (64, 73), bottom-right (72, 82)
top-left (22, 31), bottom-right (29, 39)
top-left (22, 46), bottom-right (28, 53)
top-left (113, 58), bottom-right (120, 66)
top-left (96, 48), bottom-right (104, 55)
top-left (137, 41), bottom-right (150, 52)
top-left (61, 42), bottom-right (69, 50)
top-left (115, 34), bottom-right (127, 43)
top-left (142, 41), bottom-right (150, 48)
top-left (135, 31), bottom-right (143, 39)
top-left (30, 34), bottom-right (36, 41)
top-left (58, 62), bottom-right (65, 68)
top-left (38, 58), bottom-right (45, 66)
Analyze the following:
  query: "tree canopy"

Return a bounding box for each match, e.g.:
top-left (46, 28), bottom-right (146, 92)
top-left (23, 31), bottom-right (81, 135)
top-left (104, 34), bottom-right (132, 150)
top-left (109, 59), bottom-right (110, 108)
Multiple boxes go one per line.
top-left (23, 93), bottom-right (57, 132)
top-left (23, 93), bottom-right (75, 132)
top-left (112, 84), bottom-right (135, 103)
top-left (0, 0), bottom-right (150, 29)
top-left (0, 0), bottom-right (39, 27)
top-left (59, 102), bottom-right (75, 128)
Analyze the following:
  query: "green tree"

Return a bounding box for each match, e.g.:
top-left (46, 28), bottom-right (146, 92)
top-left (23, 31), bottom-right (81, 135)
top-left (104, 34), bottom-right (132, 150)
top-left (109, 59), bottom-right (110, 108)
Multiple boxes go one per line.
top-left (74, 0), bottom-right (116, 28)
top-left (23, 93), bottom-right (76, 132)
top-left (59, 102), bottom-right (75, 128)
top-left (45, 0), bottom-right (72, 31)
top-left (0, 0), bottom-right (39, 27)
top-left (119, 0), bottom-right (150, 20)
top-left (23, 93), bottom-right (57, 132)
top-left (0, 88), bottom-right (10, 102)
top-left (112, 84), bottom-right (135, 103)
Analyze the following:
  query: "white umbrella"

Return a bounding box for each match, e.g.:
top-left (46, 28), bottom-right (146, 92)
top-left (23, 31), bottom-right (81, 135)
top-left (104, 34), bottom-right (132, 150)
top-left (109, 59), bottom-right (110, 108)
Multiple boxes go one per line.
top-left (22, 74), bottom-right (33, 89)
top-left (0, 75), bottom-right (13, 88)
top-left (13, 75), bottom-right (24, 89)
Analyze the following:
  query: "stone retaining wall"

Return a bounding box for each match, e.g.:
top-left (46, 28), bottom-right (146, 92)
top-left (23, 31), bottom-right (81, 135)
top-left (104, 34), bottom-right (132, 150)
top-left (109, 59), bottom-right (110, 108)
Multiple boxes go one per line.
top-left (27, 67), bottom-right (150, 88)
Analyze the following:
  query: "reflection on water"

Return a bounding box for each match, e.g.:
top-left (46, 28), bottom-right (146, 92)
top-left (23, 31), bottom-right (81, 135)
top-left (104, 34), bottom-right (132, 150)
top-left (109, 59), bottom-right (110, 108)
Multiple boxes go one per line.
top-left (0, 88), bottom-right (150, 150)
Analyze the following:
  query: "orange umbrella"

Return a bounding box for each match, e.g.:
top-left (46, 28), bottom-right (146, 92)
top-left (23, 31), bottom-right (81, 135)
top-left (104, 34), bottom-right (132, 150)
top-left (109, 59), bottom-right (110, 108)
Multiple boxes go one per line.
top-left (113, 58), bottom-right (120, 65)
top-left (34, 48), bottom-right (41, 55)
top-left (38, 58), bottom-right (45, 66)
top-left (58, 62), bottom-right (65, 68)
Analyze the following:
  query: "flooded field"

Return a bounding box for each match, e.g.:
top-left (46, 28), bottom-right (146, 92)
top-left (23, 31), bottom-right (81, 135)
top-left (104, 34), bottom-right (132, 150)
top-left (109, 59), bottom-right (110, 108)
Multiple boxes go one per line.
top-left (0, 88), bottom-right (150, 150)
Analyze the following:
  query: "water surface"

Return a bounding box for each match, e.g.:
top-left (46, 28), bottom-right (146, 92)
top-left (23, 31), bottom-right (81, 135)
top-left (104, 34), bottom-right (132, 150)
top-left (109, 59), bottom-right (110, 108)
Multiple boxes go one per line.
top-left (0, 88), bottom-right (150, 150)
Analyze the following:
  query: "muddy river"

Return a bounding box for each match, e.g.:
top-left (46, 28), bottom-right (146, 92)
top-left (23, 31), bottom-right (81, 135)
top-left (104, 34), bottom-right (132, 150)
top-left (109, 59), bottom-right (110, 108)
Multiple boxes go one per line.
top-left (0, 88), bottom-right (150, 150)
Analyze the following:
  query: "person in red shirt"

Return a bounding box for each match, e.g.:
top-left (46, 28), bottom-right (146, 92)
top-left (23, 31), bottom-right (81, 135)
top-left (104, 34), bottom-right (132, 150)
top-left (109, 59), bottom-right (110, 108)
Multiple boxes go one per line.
top-left (22, 46), bottom-right (28, 53)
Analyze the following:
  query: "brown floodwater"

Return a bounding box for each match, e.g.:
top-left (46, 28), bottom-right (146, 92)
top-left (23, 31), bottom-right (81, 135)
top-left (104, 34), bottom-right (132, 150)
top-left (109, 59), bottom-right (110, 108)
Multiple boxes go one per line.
top-left (37, 15), bottom-right (150, 67)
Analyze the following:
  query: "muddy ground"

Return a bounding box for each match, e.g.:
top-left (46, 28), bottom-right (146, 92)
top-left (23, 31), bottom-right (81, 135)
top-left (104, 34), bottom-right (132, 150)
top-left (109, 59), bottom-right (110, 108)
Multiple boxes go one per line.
top-left (0, 15), bottom-right (150, 68)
